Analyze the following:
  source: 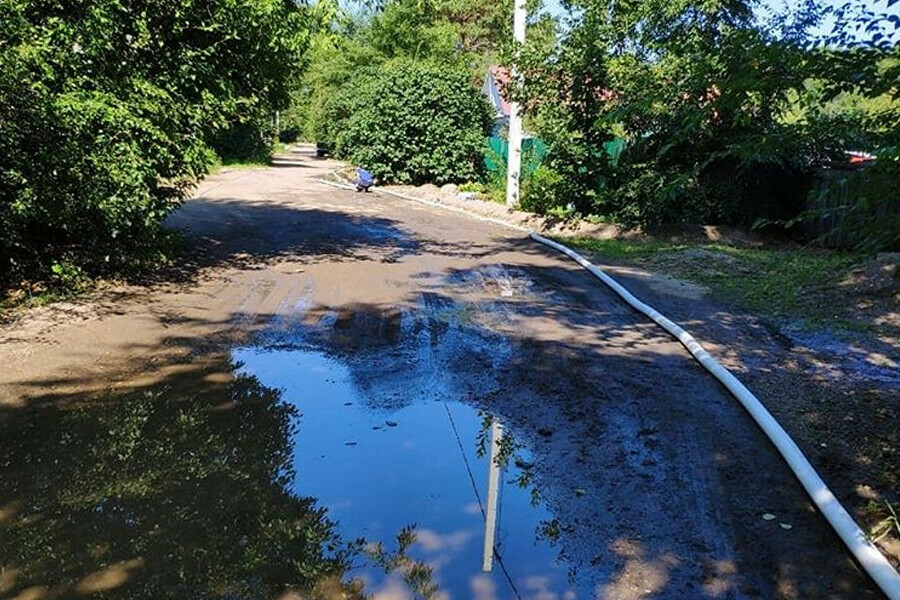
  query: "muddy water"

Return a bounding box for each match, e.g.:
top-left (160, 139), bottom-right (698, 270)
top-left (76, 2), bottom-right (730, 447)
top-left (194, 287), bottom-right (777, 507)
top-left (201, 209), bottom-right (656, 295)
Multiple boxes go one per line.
top-left (0, 325), bottom-right (589, 599)
top-left (2, 152), bottom-right (889, 599)
top-left (234, 344), bottom-right (588, 599)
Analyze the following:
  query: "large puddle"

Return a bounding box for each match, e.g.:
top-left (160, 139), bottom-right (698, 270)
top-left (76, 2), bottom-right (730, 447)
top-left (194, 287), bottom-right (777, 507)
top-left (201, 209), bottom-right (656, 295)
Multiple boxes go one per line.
top-left (1, 264), bottom-right (887, 598)
top-left (0, 273), bottom-right (601, 599)
top-left (234, 344), bottom-right (586, 599)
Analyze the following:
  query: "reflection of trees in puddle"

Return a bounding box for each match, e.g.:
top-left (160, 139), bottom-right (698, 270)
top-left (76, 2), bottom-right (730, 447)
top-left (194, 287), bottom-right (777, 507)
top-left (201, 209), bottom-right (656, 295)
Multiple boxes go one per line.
top-left (365, 526), bottom-right (440, 600)
top-left (474, 411), bottom-right (586, 587)
top-left (475, 411), bottom-right (540, 508)
top-left (0, 369), bottom-right (436, 600)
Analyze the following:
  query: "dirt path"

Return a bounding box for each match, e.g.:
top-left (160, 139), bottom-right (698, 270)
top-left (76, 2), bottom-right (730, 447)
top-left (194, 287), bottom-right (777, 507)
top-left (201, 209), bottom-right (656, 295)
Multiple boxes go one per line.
top-left (0, 148), bottom-right (885, 599)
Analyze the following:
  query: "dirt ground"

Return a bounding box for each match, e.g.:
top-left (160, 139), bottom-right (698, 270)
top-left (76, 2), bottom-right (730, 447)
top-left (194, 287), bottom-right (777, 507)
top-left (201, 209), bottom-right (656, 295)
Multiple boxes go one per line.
top-left (0, 146), bottom-right (894, 599)
top-left (379, 175), bottom-right (900, 559)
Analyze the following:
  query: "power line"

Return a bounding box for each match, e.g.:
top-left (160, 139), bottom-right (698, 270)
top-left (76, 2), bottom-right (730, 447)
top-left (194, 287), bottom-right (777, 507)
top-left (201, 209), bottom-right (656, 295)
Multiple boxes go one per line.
top-left (443, 403), bottom-right (523, 600)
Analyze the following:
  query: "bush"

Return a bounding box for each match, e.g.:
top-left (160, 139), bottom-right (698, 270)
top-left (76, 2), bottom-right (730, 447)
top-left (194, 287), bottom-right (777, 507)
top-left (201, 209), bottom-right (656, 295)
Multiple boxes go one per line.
top-left (521, 166), bottom-right (566, 214)
top-left (210, 118), bottom-right (276, 164)
top-left (0, 76), bottom-right (200, 281)
top-left (331, 60), bottom-right (493, 185)
top-left (0, 0), bottom-right (307, 289)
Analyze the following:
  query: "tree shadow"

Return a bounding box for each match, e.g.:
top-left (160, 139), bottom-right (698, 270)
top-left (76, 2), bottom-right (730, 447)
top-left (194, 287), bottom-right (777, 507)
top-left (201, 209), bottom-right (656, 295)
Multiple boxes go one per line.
top-left (157, 197), bottom-right (504, 286)
top-left (2, 191), bottom-right (891, 598)
top-left (0, 355), bottom-right (362, 599)
top-left (268, 157), bottom-right (317, 168)
top-left (271, 277), bottom-right (883, 599)
top-left (166, 199), bottom-right (422, 270)
top-left (0, 351), bottom-right (446, 600)
top-left (55, 249), bottom-right (875, 598)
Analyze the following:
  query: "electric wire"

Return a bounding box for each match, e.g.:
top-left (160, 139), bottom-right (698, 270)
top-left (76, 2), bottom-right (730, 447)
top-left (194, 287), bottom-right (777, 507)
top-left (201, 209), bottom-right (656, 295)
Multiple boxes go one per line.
top-left (443, 403), bottom-right (523, 600)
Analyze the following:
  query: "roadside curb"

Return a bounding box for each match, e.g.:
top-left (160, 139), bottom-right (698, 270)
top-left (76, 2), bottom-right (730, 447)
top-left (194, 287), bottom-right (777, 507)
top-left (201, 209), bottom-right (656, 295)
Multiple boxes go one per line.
top-left (316, 176), bottom-right (530, 233)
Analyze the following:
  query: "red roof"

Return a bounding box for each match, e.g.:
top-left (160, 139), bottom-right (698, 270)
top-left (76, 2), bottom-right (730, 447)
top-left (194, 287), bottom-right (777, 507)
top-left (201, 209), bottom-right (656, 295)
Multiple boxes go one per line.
top-left (487, 65), bottom-right (512, 117)
top-left (848, 152), bottom-right (875, 165)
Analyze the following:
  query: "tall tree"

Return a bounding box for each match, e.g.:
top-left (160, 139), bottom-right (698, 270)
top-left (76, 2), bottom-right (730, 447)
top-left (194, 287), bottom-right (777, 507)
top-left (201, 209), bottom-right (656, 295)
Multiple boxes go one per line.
top-left (519, 0), bottom-right (870, 226)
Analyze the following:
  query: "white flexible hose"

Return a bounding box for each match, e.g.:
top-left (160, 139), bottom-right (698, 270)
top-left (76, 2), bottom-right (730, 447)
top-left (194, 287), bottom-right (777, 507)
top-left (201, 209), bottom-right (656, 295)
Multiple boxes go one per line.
top-left (316, 172), bottom-right (900, 597)
top-left (529, 232), bottom-right (900, 600)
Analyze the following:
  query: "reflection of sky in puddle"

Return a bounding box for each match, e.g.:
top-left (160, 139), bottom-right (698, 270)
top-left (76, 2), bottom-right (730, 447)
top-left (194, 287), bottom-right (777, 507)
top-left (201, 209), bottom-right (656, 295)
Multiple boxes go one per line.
top-left (234, 346), bottom-right (585, 600)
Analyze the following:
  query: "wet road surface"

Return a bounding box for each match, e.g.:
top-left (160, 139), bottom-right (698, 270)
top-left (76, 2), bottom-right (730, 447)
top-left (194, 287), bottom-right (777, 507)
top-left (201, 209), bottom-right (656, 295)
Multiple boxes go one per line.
top-left (0, 149), bottom-right (883, 599)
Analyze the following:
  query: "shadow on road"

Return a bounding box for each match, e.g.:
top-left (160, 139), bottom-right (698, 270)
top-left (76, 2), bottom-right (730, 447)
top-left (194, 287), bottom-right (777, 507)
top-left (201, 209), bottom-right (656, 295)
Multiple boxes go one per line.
top-left (1, 187), bottom-right (888, 599)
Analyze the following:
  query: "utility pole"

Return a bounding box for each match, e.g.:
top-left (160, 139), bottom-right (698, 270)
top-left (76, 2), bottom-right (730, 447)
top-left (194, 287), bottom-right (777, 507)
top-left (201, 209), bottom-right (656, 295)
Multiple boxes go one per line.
top-left (505, 0), bottom-right (527, 208)
top-left (482, 418), bottom-right (504, 572)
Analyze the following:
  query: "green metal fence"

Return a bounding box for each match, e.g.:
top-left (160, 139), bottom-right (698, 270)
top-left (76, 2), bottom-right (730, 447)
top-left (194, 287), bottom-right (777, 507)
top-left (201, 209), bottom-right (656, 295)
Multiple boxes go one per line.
top-left (484, 136), bottom-right (626, 176)
top-left (484, 136), bottom-right (548, 177)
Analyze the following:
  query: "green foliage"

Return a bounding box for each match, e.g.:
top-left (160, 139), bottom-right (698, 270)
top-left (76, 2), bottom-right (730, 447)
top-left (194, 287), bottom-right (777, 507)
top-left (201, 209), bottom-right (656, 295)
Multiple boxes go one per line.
top-left (0, 0), bottom-right (309, 287)
top-left (210, 119), bottom-right (276, 164)
top-left (514, 8), bottom-right (622, 219)
top-left (297, 34), bottom-right (384, 144)
top-left (289, 0), bottom-right (556, 166)
top-left (363, 0), bottom-right (553, 61)
top-left (807, 0), bottom-right (900, 250)
top-left (0, 369), bottom-right (367, 598)
top-left (331, 60), bottom-right (493, 184)
top-left (366, 526), bottom-right (440, 600)
top-left (516, 0), bottom-right (899, 248)
top-left (521, 165), bottom-right (570, 215)
top-left (457, 182), bottom-right (485, 193)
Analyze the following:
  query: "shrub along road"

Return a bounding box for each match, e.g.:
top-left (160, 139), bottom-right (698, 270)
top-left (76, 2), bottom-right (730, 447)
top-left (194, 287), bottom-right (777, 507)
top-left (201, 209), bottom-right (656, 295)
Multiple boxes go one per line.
top-left (0, 149), bottom-right (888, 598)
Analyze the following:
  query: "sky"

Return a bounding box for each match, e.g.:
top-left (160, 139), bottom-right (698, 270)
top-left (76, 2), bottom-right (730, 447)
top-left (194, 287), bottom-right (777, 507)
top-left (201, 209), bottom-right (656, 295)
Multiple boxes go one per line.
top-left (336, 0), bottom-right (899, 44)
top-left (542, 0), bottom-right (900, 41)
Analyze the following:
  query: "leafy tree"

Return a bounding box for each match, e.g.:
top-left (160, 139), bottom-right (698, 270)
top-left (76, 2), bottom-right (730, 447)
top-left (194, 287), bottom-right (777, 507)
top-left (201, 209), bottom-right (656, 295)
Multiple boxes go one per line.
top-left (516, 7), bottom-right (620, 216)
top-left (291, 0), bottom-right (556, 147)
top-left (331, 60), bottom-right (493, 184)
top-left (806, 0), bottom-right (900, 250)
top-left (519, 0), bottom-right (851, 225)
top-left (0, 0), bottom-right (309, 288)
top-left (295, 34), bottom-right (383, 144)
top-left (516, 0), bottom-right (897, 240)
top-left (362, 0), bottom-right (549, 60)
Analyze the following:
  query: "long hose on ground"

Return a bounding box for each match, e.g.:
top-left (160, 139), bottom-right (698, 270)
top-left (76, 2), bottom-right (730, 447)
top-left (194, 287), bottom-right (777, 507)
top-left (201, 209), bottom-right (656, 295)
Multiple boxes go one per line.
top-left (530, 232), bottom-right (900, 600)
top-left (316, 175), bottom-right (900, 598)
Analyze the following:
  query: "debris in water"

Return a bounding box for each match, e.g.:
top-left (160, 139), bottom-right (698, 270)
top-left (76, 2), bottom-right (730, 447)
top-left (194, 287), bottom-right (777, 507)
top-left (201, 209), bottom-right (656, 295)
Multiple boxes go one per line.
top-left (762, 513), bottom-right (776, 521)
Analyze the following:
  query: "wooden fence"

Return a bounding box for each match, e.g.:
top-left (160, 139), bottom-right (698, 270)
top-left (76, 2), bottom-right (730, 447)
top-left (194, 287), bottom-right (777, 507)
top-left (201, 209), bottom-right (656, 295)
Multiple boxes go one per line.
top-left (804, 164), bottom-right (899, 248)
